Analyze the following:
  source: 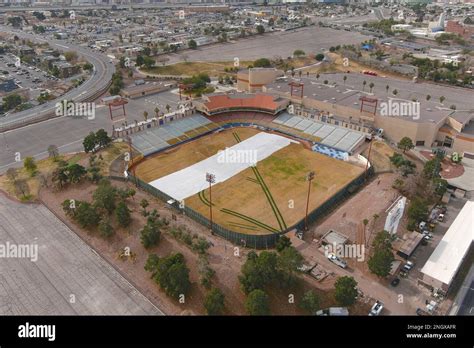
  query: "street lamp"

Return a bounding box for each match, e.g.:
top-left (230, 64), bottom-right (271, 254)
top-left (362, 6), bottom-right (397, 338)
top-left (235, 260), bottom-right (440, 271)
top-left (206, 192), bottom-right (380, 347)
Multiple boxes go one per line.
top-left (305, 171), bottom-right (315, 231)
top-left (206, 172), bottom-right (216, 234)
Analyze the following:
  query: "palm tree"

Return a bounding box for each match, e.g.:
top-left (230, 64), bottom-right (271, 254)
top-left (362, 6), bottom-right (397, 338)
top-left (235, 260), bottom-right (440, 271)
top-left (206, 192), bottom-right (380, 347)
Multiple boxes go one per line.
top-left (343, 75), bottom-right (347, 84)
top-left (154, 107), bottom-right (159, 118)
top-left (362, 80), bottom-right (367, 91)
top-left (385, 85), bottom-right (389, 94)
top-left (369, 82), bottom-right (374, 93)
top-left (393, 89), bottom-right (398, 96)
top-left (426, 95), bottom-right (431, 101)
top-left (143, 111), bottom-right (148, 121)
top-left (316, 73), bottom-right (320, 80)
top-left (165, 104), bottom-right (171, 113)
top-left (439, 96), bottom-right (445, 104)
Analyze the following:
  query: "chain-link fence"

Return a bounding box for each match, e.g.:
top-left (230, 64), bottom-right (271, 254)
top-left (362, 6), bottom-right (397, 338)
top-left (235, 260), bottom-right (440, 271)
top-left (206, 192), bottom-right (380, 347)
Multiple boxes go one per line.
top-left (125, 165), bottom-right (374, 249)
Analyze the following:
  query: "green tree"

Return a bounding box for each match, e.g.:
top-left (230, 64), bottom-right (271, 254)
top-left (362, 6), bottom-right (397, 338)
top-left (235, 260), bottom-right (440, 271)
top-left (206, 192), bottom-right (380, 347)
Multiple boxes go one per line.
top-left (204, 288), bottom-right (225, 315)
top-left (140, 199), bottom-right (149, 216)
top-left (93, 179), bottom-right (117, 214)
top-left (115, 201), bottom-right (131, 227)
top-left (75, 201), bottom-right (100, 228)
top-left (407, 196), bottom-right (429, 228)
top-left (277, 246), bottom-right (303, 287)
top-left (275, 235), bottom-right (292, 252)
top-left (145, 253), bottom-right (191, 299)
top-left (293, 49), bottom-right (305, 57)
top-left (140, 217), bottom-right (161, 248)
top-left (24, 157), bottom-right (37, 177)
top-left (238, 251), bottom-right (278, 294)
top-left (300, 290), bottom-right (320, 314)
top-left (83, 132), bottom-right (96, 153)
top-left (2, 94), bottom-right (23, 111)
top-left (315, 53), bottom-right (324, 61)
top-left (98, 216), bottom-right (114, 238)
top-left (423, 158), bottom-right (441, 179)
top-left (67, 163), bottom-right (87, 183)
top-left (245, 289), bottom-right (269, 315)
top-left (188, 39), bottom-right (197, 49)
top-left (95, 129), bottom-right (111, 149)
top-left (368, 248), bottom-right (394, 277)
top-left (334, 276), bottom-right (358, 306)
top-left (253, 58), bottom-right (271, 68)
top-left (256, 25), bottom-right (265, 35)
top-left (398, 137), bottom-right (414, 153)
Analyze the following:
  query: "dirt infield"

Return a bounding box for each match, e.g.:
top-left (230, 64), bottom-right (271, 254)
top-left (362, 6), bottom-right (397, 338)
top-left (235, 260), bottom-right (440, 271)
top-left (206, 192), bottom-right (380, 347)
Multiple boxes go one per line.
top-left (135, 127), bottom-right (364, 235)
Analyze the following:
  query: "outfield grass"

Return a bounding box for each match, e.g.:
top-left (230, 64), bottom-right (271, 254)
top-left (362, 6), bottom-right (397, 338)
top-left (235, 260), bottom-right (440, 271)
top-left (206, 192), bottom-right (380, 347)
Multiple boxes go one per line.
top-left (135, 128), bottom-right (364, 235)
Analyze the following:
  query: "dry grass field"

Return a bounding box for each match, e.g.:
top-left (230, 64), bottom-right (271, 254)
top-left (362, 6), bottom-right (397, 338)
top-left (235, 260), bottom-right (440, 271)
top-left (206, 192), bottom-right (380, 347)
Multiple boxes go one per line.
top-left (133, 127), bottom-right (261, 182)
top-left (362, 140), bottom-right (394, 173)
top-left (134, 128), bottom-right (364, 235)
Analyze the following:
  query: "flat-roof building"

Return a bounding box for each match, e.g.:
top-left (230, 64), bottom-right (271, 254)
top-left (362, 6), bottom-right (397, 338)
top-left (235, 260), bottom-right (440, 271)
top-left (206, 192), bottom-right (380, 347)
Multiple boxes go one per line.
top-left (420, 200), bottom-right (474, 292)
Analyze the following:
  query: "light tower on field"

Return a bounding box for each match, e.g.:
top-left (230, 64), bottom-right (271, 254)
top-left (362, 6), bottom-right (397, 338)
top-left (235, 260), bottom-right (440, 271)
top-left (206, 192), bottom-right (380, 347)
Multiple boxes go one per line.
top-left (206, 172), bottom-right (216, 234)
top-left (305, 171), bottom-right (315, 231)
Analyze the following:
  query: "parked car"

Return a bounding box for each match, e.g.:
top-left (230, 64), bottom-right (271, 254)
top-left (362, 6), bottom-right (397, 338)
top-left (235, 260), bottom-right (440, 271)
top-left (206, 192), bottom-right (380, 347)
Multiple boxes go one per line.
top-left (327, 252), bottom-right (347, 269)
top-left (390, 278), bottom-right (400, 287)
top-left (402, 261), bottom-right (414, 272)
top-left (437, 214), bottom-right (445, 222)
top-left (369, 301), bottom-right (384, 316)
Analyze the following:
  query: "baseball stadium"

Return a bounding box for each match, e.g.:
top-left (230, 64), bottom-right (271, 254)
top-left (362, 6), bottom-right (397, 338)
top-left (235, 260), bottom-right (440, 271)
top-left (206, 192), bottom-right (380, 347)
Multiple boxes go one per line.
top-left (121, 92), bottom-right (371, 248)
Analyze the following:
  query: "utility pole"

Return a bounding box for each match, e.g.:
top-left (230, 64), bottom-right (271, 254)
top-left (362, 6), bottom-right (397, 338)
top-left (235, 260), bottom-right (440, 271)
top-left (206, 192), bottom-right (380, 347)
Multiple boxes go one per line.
top-left (206, 172), bottom-right (216, 234)
top-left (365, 138), bottom-right (373, 180)
top-left (305, 171), bottom-right (315, 231)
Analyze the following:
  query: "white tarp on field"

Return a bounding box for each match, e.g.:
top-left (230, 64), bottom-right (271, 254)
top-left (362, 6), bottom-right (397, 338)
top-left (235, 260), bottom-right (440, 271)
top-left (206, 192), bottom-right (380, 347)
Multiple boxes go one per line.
top-left (149, 132), bottom-right (298, 201)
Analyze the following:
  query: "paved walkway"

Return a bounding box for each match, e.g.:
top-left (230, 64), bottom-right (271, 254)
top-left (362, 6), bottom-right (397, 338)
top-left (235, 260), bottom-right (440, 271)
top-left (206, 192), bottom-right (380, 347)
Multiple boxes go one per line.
top-left (0, 194), bottom-right (164, 315)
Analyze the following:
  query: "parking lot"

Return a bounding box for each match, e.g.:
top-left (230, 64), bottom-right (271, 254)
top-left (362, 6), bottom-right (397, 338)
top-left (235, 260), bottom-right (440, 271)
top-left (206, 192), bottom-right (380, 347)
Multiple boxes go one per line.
top-left (0, 52), bottom-right (55, 90)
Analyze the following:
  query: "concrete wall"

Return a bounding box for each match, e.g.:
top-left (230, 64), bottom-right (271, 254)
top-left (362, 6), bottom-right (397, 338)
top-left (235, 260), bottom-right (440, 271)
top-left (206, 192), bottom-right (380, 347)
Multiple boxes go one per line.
top-left (238, 68), bottom-right (283, 92)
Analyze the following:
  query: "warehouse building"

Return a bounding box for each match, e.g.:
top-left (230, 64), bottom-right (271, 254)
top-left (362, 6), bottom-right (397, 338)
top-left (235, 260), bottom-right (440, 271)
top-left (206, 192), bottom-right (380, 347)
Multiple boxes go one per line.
top-left (419, 201), bottom-right (474, 293)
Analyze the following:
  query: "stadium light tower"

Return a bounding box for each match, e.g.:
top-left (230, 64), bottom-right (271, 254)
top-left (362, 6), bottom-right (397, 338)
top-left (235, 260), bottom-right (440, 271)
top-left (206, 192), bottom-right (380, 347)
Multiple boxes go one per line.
top-left (206, 172), bottom-right (216, 234)
top-left (305, 171), bottom-right (315, 231)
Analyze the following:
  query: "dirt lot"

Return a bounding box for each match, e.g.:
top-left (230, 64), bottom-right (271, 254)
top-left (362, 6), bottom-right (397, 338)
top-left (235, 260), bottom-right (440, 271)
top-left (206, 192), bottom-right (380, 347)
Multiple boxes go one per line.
top-left (39, 177), bottom-right (369, 315)
top-left (362, 140), bottom-right (395, 173)
top-left (312, 172), bottom-right (401, 246)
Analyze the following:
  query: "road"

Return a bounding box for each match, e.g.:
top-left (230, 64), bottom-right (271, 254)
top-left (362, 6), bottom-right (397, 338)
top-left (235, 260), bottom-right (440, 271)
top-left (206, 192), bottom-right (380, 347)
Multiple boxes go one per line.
top-left (0, 193), bottom-right (164, 315)
top-left (0, 26), bottom-right (114, 131)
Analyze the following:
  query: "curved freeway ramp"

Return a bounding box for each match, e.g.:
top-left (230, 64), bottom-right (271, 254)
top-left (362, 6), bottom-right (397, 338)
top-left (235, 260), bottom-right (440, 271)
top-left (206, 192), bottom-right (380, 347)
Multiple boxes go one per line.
top-left (0, 26), bottom-right (114, 132)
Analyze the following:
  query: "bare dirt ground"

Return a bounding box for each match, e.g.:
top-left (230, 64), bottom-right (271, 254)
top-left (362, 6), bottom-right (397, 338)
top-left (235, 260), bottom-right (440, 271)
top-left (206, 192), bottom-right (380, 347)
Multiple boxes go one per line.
top-left (311, 172), bottom-right (401, 245)
top-left (39, 177), bottom-right (366, 315)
